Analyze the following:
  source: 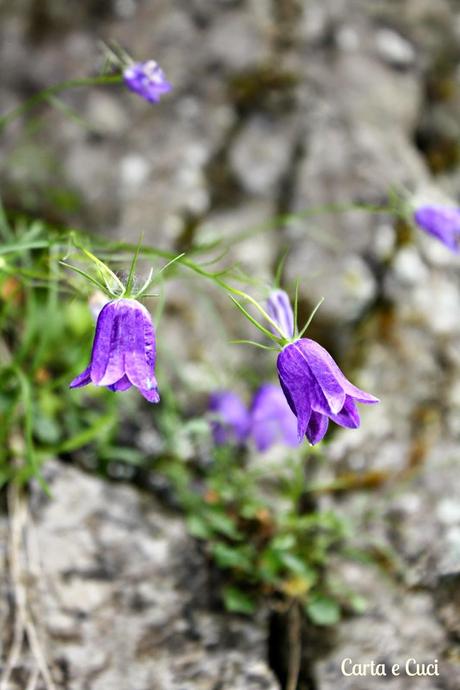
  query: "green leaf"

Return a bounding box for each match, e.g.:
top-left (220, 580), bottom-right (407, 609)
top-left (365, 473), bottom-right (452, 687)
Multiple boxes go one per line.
top-left (280, 553), bottom-right (317, 585)
top-left (33, 415), bottom-right (61, 444)
top-left (222, 586), bottom-right (256, 615)
top-left (187, 515), bottom-right (213, 540)
top-left (53, 411), bottom-right (115, 453)
top-left (347, 593), bottom-right (368, 614)
top-left (207, 510), bottom-right (241, 539)
top-left (305, 594), bottom-right (341, 626)
top-left (212, 543), bottom-right (253, 571)
top-left (271, 534), bottom-right (296, 551)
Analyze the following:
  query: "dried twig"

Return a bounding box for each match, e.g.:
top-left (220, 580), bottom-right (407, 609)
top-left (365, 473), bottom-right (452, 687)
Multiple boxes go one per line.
top-left (286, 600), bottom-right (302, 690)
top-left (1, 482), bottom-right (56, 690)
top-left (1, 482), bottom-right (28, 690)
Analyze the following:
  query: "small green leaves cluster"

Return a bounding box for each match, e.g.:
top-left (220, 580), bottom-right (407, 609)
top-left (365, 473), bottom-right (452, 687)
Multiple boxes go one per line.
top-left (152, 411), bottom-right (367, 624)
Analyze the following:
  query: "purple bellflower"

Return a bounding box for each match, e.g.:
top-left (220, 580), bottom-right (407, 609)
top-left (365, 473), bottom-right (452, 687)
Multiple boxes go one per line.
top-left (277, 339), bottom-right (379, 445)
top-left (230, 286), bottom-right (378, 446)
top-left (70, 298), bottom-right (159, 403)
top-left (123, 60), bottom-right (172, 103)
top-left (250, 383), bottom-right (299, 452)
top-left (209, 391), bottom-right (251, 446)
top-left (266, 289), bottom-right (294, 339)
top-left (414, 205), bottom-right (460, 253)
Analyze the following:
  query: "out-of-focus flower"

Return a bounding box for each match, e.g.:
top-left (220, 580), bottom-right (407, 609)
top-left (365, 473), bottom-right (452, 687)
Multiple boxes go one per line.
top-left (250, 383), bottom-right (299, 452)
top-left (208, 391), bottom-right (251, 446)
top-left (413, 205), bottom-right (460, 252)
top-left (277, 339), bottom-right (378, 445)
top-left (123, 60), bottom-right (172, 103)
top-left (266, 289), bottom-right (295, 340)
top-left (70, 298), bottom-right (159, 403)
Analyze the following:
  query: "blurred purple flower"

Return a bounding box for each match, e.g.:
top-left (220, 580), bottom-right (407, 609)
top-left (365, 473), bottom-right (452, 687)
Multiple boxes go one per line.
top-left (266, 289), bottom-right (294, 339)
top-left (209, 391), bottom-right (250, 446)
top-left (123, 60), bottom-right (172, 103)
top-left (277, 339), bottom-right (378, 445)
top-left (250, 383), bottom-right (299, 452)
top-left (414, 206), bottom-right (460, 252)
top-left (70, 298), bottom-right (159, 403)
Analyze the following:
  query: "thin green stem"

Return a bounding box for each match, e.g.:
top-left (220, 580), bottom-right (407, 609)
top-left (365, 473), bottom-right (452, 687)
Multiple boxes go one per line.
top-left (229, 296), bottom-right (280, 343)
top-left (230, 340), bottom-right (277, 351)
top-left (298, 297), bottom-right (324, 339)
top-left (0, 75), bottom-right (122, 132)
top-left (125, 233), bottom-right (144, 297)
top-left (293, 279), bottom-right (300, 338)
top-left (226, 286), bottom-right (287, 341)
top-left (0, 241), bottom-right (50, 255)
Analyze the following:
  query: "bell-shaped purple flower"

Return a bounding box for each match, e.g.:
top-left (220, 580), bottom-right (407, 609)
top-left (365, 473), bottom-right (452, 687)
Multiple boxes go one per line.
top-left (70, 298), bottom-right (159, 403)
top-left (123, 60), bottom-right (172, 103)
top-left (250, 384), bottom-right (299, 452)
top-left (413, 205), bottom-right (460, 252)
top-left (209, 391), bottom-right (251, 446)
top-left (277, 339), bottom-right (378, 445)
top-left (266, 289), bottom-right (295, 339)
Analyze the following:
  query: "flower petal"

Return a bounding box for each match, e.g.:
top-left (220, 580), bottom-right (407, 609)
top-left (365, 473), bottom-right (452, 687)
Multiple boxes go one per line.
top-left (124, 302), bottom-right (157, 391)
top-left (266, 290), bottom-right (294, 339)
top-left (139, 386), bottom-right (160, 403)
top-left (69, 366), bottom-right (91, 389)
top-left (108, 375), bottom-right (132, 392)
top-left (305, 411), bottom-right (329, 445)
top-left (293, 340), bottom-right (346, 414)
top-left (339, 381), bottom-right (379, 405)
top-left (329, 396), bottom-right (361, 428)
top-left (90, 301), bottom-right (125, 386)
top-left (278, 375), bottom-right (311, 441)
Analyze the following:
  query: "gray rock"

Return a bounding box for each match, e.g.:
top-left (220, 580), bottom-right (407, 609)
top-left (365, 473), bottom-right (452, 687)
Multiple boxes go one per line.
top-left (3, 0), bottom-right (460, 687)
top-left (375, 28), bottom-right (416, 69)
top-left (230, 115), bottom-right (295, 196)
top-left (1, 462), bottom-right (279, 690)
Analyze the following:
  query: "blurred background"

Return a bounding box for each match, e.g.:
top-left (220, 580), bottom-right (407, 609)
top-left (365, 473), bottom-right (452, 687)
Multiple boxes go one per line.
top-left (1, 0), bottom-right (460, 688)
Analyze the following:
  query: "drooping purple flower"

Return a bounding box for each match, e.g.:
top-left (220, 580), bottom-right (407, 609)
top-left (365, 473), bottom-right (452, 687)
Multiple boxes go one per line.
top-left (266, 289), bottom-right (295, 339)
top-left (208, 391), bottom-right (251, 446)
top-left (123, 60), bottom-right (172, 103)
top-left (70, 298), bottom-right (159, 403)
top-left (413, 206), bottom-right (460, 253)
top-left (277, 339), bottom-right (378, 445)
top-left (250, 383), bottom-right (299, 452)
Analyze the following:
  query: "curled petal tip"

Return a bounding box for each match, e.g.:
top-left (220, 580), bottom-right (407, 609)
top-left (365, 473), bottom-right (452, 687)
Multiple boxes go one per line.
top-left (69, 367), bottom-right (91, 389)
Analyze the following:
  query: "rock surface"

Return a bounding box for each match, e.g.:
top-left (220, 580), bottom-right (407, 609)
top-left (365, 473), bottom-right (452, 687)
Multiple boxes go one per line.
top-left (2, 0), bottom-right (460, 688)
top-left (1, 462), bottom-right (279, 690)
